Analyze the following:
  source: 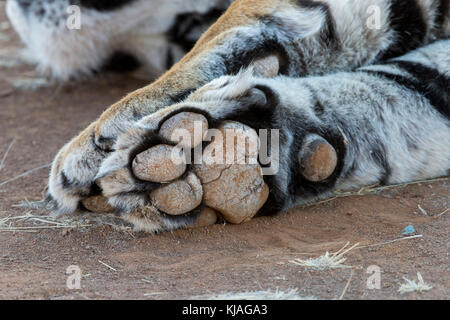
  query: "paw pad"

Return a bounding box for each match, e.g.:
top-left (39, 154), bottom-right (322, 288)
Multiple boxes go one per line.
top-left (159, 112), bottom-right (208, 149)
top-left (132, 144), bottom-right (186, 182)
top-left (150, 172), bottom-right (203, 215)
top-left (298, 134), bottom-right (337, 182)
top-left (252, 54), bottom-right (280, 78)
top-left (81, 195), bottom-right (114, 213)
top-left (190, 207), bottom-right (218, 228)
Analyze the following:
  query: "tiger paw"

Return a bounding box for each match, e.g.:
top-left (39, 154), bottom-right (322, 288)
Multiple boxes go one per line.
top-left (93, 108), bottom-right (270, 232)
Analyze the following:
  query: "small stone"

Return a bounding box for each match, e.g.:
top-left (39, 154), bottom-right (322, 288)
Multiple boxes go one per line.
top-left (132, 144), bottom-right (186, 182)
top-left (159, 112), bottom-right (208, 149)
top-left (82, 195), bottom-right (114, 213)
top-left (150, 172), bottom-right (203, 215)
top-left (402, 225), bottom-right (416, 235)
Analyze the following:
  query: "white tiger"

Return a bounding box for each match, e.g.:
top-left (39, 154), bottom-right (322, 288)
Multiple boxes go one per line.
top-left (6, 0), bottom-right (450, 232)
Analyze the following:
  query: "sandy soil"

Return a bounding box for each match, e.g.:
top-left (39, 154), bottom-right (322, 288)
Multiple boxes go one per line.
top-left (0, 5), bottom-right (448, 300)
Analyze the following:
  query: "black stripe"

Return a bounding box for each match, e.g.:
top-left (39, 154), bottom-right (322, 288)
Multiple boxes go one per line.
top-left (436, 0), bottom-right (450, 31)
top-left (379, 0), bottom-right (428, 60)
top-left (369, 143), bottom-right (392, 185)
top-left (227, 0), bottom-right (339, 78)
top-left (101, 51), bottom-right (140, 74)
top-left (166, 47), bottom-right (175, 71)
top-left (365, 61), bottom-right (450, 119)
top-left (60, 171), bottom-right (92, 197)
top-left (219, 35), bottom-right (289, 76)
top-left (168, 9), bottom-right (226, 52)
top-left (61, 171), bottom-right (74, 189)
top-left (159, 206), bottom-right (202, 226)
top-left (302, 83), bottom-right (326, 117)
top-left (71, 0), bottom-right (136, 11)
top-left (168, 88), bottom-right (197, 104)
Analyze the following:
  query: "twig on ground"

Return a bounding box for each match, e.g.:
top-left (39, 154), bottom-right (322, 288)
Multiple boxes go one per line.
top-left (98, 260), bottom-right (117, 271)
top-left (339, 269), bottom-right (354, 300)
top-left (356, 235), bottom-right (423, 249)
top-left (301, 177), bottom-right (449, 209)
top-left (0, 163), bottom-right (51, 188)
top-left (143, 292), bottom-right (164, 297)
top-left (0, 139), bottom-right (15, 171)
top-left (289, 242), bottom-right (359, 270)
top-left (0, 229), bottom-right (38, 233)
top-left (0, 224), bottom-right (91, 231)
top-left (13, 197), bottom-right (54, 210)
top-left (0, 212), bottom-right (91, 232)
top-left (436, 208), bottom-right (449, 217)
top-left (398, 272), bottom-right (432, 294)
top-left (289, 235), bottom-right (423, 271)
top-left (418, 205), bottom-right (428, 216)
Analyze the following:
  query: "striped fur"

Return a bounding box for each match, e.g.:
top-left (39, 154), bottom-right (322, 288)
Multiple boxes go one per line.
top-left (11, 0), bottom-right (448, 222)
top-left (99, 39), bottom-right (450, 232)
top-left (7, 0), bottom-right (449, 80)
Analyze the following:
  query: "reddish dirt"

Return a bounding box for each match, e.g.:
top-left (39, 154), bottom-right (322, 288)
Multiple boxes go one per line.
top-left (0, 6), bottom-right (448, 300)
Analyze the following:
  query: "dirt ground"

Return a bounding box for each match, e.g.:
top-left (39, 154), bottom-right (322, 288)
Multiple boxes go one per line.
top-left (0, 5), bottom-right (448, 300)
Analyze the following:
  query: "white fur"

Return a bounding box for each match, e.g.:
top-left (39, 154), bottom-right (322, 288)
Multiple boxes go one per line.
top-left (6, 0), bottom-right (229, 80)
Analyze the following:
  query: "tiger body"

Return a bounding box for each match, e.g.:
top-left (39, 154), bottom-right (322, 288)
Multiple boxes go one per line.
top-left (6, 0), bottom-right (450, 231)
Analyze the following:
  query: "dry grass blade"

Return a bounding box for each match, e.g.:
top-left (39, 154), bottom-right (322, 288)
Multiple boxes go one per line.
top-left (0, 139), bottom-right (15, 171)
top-left (302, 177), bottom-right (449, 209)
top-left (98, 260), bottom-right (117, 271)
top-left (0, 212), bottom-right (91, 232)
top-left (398, 272), bottom-right (432, 294)
top-left (0, 225), bottom-right (90, 231)
top-left (339, 269), bottom-right (354, 300)
top-left (418, 205), bottom-right (428, 216)
top-left (0, 163), bottom-right (51, 188)
top-left (356, 235), bottom-right (423, 249)
top-left (0, 229), bottom-right (38, 233)
top-left (436, 208), bottom-right (449, 217)
top-left (289, 242), bottom-right (359, 270)
top-left (13, 197), bottom-right (56, 211)
top-left (143, 292), bottom-right (164, 297)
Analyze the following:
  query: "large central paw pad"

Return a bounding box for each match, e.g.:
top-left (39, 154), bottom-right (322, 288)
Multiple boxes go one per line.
top-left (193, 122), bottom-right (269, 224)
